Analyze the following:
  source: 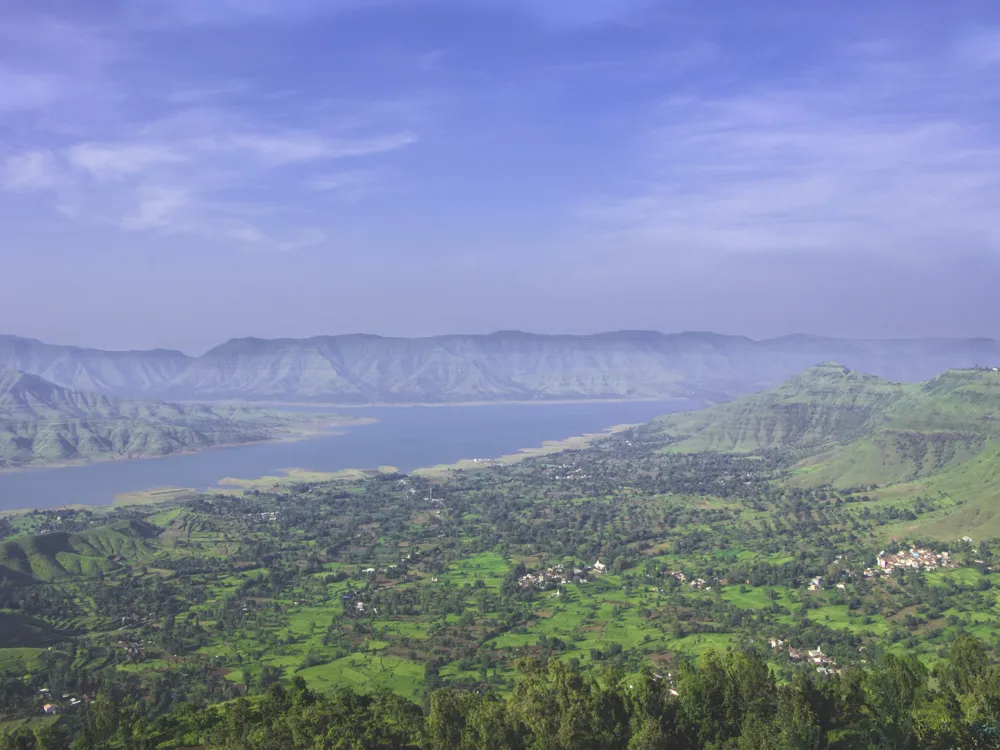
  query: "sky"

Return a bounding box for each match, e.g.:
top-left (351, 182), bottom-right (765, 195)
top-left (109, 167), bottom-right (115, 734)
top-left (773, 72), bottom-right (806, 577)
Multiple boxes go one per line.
top-left (2, 0), bottom-right (1000, 353)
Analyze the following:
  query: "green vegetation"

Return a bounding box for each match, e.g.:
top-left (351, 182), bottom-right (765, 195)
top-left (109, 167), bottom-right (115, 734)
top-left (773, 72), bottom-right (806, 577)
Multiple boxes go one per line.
top-left (0, 520), bottom-right (158, 581)
top-left (1, 364), bottom-right (1000, 747)
top-left (0, 365), bottom-right (358, 470)
top-left (652, 363), bottom-right (1000, 538)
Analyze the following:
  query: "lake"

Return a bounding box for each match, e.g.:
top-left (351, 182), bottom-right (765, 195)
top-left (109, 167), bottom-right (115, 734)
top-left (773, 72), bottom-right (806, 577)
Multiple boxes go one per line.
top-left (0, 400), bottom-right (693, 511)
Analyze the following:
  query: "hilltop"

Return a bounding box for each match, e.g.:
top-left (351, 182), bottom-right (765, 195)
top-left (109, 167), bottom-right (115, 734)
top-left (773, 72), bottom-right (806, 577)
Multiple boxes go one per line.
top-left (2, 331), bottom-right (999, 403)
top-left (0, 366), bottom-right (338, 470)
top-left (647, 362), bottom-right (912, 455)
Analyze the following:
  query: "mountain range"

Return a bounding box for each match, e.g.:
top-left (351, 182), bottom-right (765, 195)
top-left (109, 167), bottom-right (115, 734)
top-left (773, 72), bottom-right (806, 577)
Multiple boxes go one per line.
top-left (0, 365), bottom-right (321, 470)
top-left (2, 331), bottom-right (1000, 404)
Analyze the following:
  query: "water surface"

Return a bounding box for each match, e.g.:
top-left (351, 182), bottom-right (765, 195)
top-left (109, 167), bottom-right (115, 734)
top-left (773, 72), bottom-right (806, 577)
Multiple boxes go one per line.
top-left (0, 400), bottom-right (692, 511)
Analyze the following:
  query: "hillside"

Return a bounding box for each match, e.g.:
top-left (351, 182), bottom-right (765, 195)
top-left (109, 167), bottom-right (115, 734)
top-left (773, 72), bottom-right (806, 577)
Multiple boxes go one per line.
top-left (3, 331), bottom-right (1000, 403)
top-left (647, 362), bottom-right (913, 455)
top-left (0, 519), bottom-right (160, 582)
top-left (647, 364), bottom-right (1000, 534)
top-left (0, 366), bottom-right (327, 470)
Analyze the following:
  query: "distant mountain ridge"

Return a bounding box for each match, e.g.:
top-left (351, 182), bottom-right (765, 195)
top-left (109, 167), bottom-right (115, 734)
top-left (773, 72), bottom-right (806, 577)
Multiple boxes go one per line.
top-left (2, 331), bottom-right (999, 404)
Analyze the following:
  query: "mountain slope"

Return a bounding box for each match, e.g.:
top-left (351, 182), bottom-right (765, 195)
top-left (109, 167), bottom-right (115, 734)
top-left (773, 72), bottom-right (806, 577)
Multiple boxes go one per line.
top-left (0, 519), bottom-right (160, 581)
top-left (649, 364), bottom-right (1000, 486)
top-left (645, 364), bottom-right (1000, 537)
top-left (648, 362), bottom-right (913, 455)
top-left (2, 331), bottom-right (1000, 404)
top-left (0, 366), bottom-right (313, 469)
top-left (0, 334), bottom-right (191, 397)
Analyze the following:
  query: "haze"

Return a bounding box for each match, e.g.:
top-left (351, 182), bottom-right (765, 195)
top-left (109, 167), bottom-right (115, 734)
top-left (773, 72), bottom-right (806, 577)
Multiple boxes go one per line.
top-left (2, 0), bottom-right (999, 353)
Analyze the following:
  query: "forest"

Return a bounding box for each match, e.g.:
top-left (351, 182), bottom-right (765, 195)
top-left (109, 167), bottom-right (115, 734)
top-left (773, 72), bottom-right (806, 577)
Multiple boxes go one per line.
top-left (3, 641), bottom-right (1000, 749)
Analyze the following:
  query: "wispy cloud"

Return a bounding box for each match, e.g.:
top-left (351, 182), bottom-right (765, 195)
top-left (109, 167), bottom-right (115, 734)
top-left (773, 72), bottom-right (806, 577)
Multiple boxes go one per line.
top-left (67, 144), bottom-right (190, 180)
top-left (310, 170), bottom-right (389, 201)
top-left (0, 2), bottom-right (422, 250)
top-left (3, 112), bottom-right (416, 247)
top-left (0, 16), bottom-right (418, 251)
top-left (121, 186), bottom-right (190, 230)
top-left (585, 33), bottom-right (1000, 256)
top-left (3, 151), bottom-right (62, 190)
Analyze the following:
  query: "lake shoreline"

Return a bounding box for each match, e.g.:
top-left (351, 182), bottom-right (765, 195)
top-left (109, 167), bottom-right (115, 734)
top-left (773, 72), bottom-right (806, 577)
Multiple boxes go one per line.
top-left (0, 400), bottom-right (688, 516)
top-left (0, 423), bottom-right (633, 517)
top-left (0, 416), bottom-right (377, 477)
top-left (412, 423), bottom-right (632, 477)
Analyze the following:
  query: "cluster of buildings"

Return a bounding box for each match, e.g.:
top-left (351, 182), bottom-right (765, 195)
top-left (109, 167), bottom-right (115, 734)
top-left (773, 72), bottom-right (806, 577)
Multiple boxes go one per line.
top-left (768, 640), bottom-right (840, 673)
top-left (116, 638), bottom-right (146, 662)
top-left (551, 466), bottom-right (590, 481)
top-left (40, 689), bottom-right (86, 715)
top-left (648, 572), bottom-right (710, 592)
top-left (663, 570), bottom-right (709, 590)
top-left (517, 561), bottom-right (609, 591)
top-left (246, 511), bottom-right (278, 523)
top-left (361, 552), bottom-right (420, 577)
top-left (805, 575), bottom-right (847, 591)
top-left (362, 565), bottom-right (399, 575)
top-left (468, 457), bottom-right (504, 467)
top-left (864, 547), bottom-right (954, 576)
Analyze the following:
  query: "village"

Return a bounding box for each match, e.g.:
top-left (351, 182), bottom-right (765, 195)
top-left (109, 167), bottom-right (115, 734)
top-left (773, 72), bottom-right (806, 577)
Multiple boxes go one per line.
top-left (864, 546), bottom-right (956, 577)
top-left (516, 561), bottom-right (602, 591)
top-left (768, 639), bottom-right (840, 675)
top-left (660, 569), bottom-right (710, 590)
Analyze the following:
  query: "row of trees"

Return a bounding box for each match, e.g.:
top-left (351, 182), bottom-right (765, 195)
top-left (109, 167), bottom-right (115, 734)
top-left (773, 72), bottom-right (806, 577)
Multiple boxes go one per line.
top-left (5, 636), bottom-right (1000, 749)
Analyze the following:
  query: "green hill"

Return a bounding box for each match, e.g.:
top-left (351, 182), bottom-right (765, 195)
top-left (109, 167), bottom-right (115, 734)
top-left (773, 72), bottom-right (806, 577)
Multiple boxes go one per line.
top-left (0, 365), bottom-right (325, 469)
top-left (649, 364), bottom-right (1000, 536)
top-left (649, 362), bottom-right (914, 455)
top-left (0, 520), bottom-right (161, 581)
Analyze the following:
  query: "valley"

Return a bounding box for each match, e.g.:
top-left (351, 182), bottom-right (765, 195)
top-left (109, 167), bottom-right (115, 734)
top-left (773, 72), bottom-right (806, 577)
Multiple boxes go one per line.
top-left (3, 364), bottom-right (1000, 746)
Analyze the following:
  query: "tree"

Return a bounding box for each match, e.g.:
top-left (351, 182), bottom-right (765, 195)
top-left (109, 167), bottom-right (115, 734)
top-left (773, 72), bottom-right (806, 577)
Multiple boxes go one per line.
top-left (949, 634), bottom-right (988, 695)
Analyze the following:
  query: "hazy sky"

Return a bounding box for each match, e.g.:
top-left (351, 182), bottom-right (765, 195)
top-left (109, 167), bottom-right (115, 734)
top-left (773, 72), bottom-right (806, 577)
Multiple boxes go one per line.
top-left (2, 0), bottom-right (1000, 353)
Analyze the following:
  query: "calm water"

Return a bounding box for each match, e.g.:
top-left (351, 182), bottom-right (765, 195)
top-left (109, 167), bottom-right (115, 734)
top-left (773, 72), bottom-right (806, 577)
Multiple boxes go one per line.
top-left (0, 400), bottom-right (693, 511)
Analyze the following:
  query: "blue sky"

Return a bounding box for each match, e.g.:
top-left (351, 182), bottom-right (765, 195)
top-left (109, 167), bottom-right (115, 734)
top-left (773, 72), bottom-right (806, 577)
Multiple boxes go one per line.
top-left (2, 0), bottom-right (999, 352)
